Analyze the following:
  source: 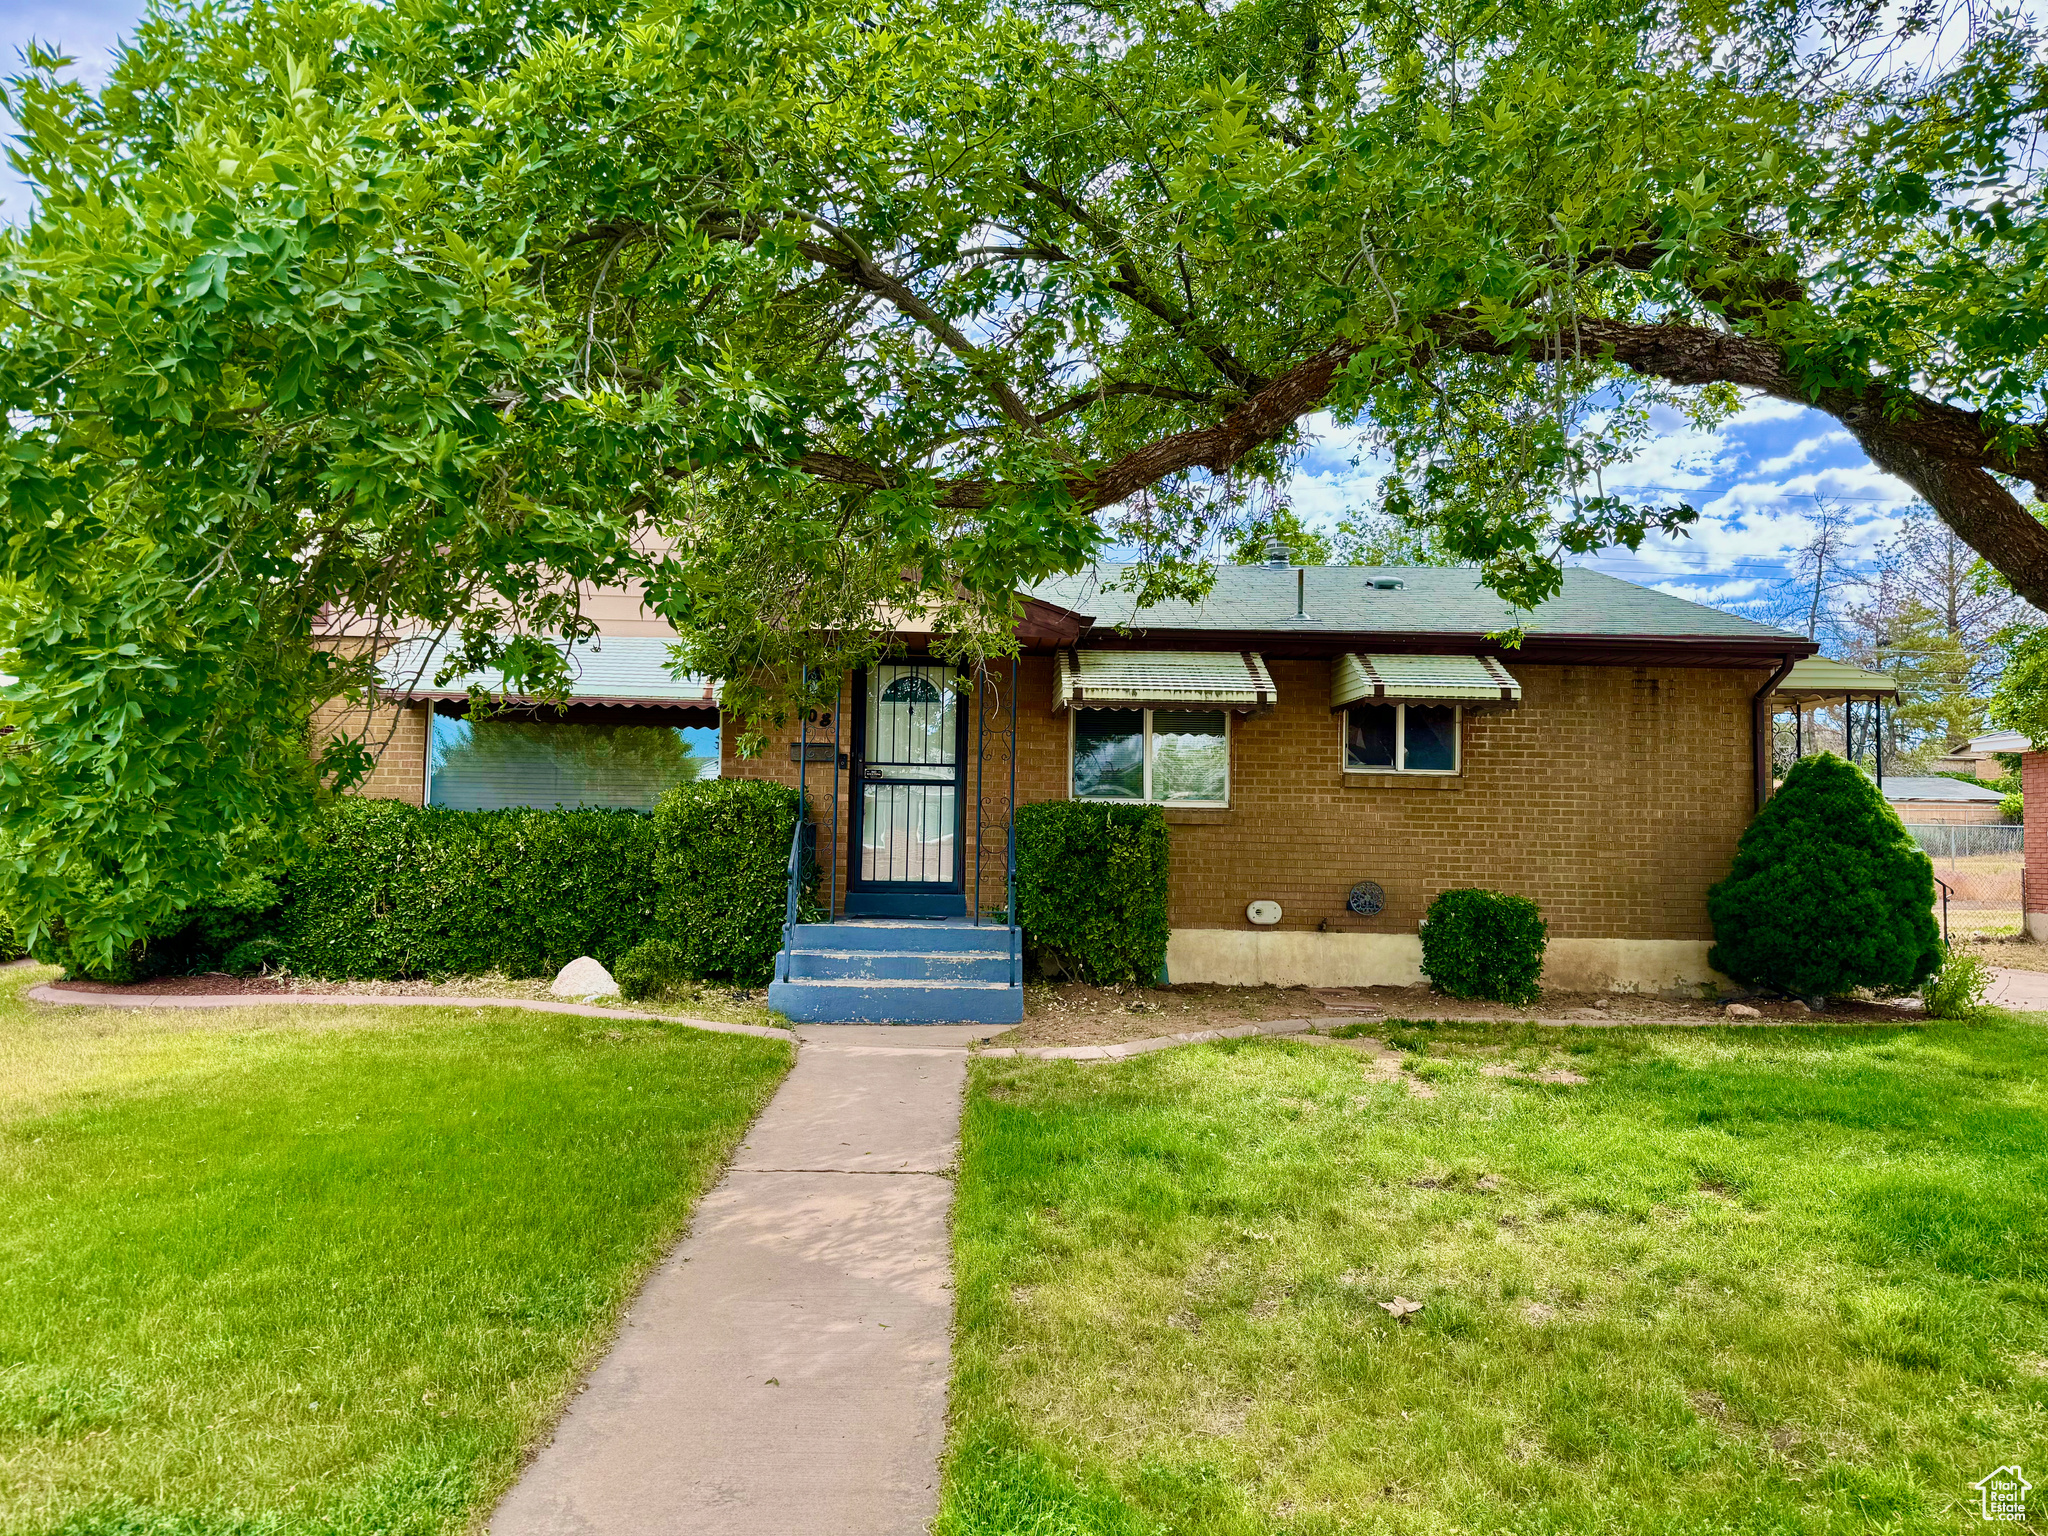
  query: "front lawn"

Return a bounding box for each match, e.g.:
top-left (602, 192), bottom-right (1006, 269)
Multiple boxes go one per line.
top-left (0, 965), bottom-right (791, 1534)
top-left (945, 1019), bottom-right (2048, 1534)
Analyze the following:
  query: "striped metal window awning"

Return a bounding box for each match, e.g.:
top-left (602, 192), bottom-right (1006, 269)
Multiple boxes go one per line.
top-left (1056, 649), bottom-right (1276, 712)
top-left (376, 636), bottom-right (720, 709)
top-left (1331, 653), bottom-right (1521, 711)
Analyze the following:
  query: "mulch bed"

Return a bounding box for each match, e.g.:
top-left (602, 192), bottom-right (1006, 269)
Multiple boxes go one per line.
top-left (996, 980), bottom-right (1925, 1049)
top-left (54, 974), bottom-right (319, 996)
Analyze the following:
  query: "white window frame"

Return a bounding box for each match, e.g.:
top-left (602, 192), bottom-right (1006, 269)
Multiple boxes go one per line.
top-left (1069, 707), bottom-right (1231, 807)
top-left (1343, 703), bottom-right (1462, 775)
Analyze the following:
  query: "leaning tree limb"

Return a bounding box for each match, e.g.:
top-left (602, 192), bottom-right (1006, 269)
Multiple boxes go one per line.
top-left (791, 315), bottom-right (2048, 612)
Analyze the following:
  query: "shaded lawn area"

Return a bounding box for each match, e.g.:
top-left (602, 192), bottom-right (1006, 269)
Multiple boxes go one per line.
top-left (944, 1019), bottom-right (2048, 1535)
top-left (0, 966), bottom-right (790, 1534)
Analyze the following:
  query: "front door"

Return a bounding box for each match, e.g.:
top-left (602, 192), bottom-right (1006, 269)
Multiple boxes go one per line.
top-left (848, 661), bottom-right (966, 912)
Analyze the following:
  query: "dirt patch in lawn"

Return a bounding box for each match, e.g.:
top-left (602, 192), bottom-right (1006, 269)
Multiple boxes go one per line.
top-left (1958, 933), bottom-right (2048, 972)
top-left (997, 980), bottom-right (1922, 1048)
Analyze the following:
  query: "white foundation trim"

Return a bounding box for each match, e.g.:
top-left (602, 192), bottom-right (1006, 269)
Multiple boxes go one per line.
top-left (1164, 929), bottom-right (1729, 995)
top-left (2026, 912), bottom-right (2048, 942)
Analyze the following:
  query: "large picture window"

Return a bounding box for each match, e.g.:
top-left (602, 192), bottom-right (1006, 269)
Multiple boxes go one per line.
top-left (1072, 708), bottom-right (1229, 805)
top-left (1344, 704), bottom-right (1460, 774)
top-left (429, 717), bottom-right (718, 812)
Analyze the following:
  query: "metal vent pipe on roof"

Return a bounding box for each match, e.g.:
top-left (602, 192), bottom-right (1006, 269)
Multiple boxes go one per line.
top-left (1262, 537), bottom-right (1291, 567)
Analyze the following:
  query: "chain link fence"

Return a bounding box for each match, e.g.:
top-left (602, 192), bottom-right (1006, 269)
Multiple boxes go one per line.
top-left (1901, 823), bottom-right (2023, 858)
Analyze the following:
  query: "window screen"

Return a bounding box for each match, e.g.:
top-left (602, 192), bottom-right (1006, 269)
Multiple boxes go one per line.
top-left (1345, 705), bottom-right (1398, 768)
top-left (1404, 706), bottom-right (1458, 771)
top-left (1345, 704), bottom-right (1459, 773)
top-left (430, 717), bottom-right (717, 812)
top-left (1072, 708), bottom-right (1228, 804)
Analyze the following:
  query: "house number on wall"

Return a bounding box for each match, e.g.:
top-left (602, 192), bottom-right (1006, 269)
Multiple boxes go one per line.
top-left (1347, 881), bottom-right (1385, 917)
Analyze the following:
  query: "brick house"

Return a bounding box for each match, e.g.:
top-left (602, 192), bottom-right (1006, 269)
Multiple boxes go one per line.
top-left (332, 561), bottom-right (1816, 1017)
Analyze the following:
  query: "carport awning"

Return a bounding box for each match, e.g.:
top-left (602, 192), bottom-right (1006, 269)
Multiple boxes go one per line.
top-left (376, 636), bottom-right (720, 709)
top-left (1770, 656), bottom-right (1898, 702)
top-left (1331, 653), bottom-right (1521, 711)
top-left (1055, 649), bottom-right (1276, 712)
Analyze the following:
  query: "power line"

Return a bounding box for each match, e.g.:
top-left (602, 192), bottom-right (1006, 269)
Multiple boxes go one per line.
top-left (1602, 485), bottom-right (1921, 504)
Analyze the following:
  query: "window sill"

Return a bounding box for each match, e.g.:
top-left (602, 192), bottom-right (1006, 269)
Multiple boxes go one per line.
top-left (1161, 806), bottom-right (1232, 824)
top-left (1343, 771), bottom-right (1463, 791)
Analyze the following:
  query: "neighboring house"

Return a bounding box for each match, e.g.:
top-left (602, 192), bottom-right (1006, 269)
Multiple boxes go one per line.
top-left (332, 562), bottom-right (1819, 1001)
top-left (1931, 728), bottom-right (2028, 780)
top-left (1879, 775), bottom-right (2011, 825)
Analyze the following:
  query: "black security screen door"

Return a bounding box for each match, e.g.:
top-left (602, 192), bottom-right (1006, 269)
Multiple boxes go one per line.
top-left (850, 662), bottom-right (966, 891)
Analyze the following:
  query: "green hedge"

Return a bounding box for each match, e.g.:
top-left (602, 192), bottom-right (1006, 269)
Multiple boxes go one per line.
top-left (274, 800), bottom-right (660, 978)
top-left (651, 777), bottom-right (812, 983)
top-left (1419, 888), bottom-right (1548, 1005)
top-left (52, 779), bottom-right (813, 984)
top-left (1014, 801), bottom-right (1170, 985)
top-left (1708, 752), bottom-right (1941, 998)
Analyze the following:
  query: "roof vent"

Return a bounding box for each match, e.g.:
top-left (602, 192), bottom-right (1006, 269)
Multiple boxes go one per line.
top-left (1373, 578), bottom-right (1405, 590)
top-left (1261, 537), bottom-right (1292, 567)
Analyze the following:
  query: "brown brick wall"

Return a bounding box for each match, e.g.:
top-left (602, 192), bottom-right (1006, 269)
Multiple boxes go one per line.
top-left (733, 656), bottom-right (1762, 940)
top-left (311, 696), bottom-right (430, 805)
top-left (1095, 659), bottom-right (1760, 940)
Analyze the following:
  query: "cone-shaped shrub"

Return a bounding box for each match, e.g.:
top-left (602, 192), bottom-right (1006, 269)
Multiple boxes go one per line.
top-left (1707, 753), bottom-right (1942, 998)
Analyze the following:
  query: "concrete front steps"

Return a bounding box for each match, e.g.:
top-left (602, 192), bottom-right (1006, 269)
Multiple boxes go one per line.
top-left (769, 920), bottom-right (1024, 1024)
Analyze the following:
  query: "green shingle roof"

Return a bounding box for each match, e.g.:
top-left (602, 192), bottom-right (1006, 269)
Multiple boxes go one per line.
top-left (1023, 565), bottom-right (1808, 643)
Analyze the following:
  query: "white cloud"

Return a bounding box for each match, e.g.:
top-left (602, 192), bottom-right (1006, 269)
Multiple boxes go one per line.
top-left (1753, 430), bottom-right (1853, 477)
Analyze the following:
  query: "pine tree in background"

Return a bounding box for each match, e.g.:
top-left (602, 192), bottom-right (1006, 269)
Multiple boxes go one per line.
top-left (1708, 754), bottom-right (1943, 999)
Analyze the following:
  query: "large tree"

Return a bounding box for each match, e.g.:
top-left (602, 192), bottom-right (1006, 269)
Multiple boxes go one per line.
top-left (2, 0), bottom-right (2044, 956)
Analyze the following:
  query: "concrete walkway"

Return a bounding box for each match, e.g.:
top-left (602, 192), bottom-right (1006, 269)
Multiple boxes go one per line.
top-left (1986, 966), bottom-right (2048, 1011)
top-left (491, 1024), bottom-right (989, 1536)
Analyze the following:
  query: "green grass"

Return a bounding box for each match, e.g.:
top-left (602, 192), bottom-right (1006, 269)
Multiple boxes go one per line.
top-left (0, 965), bottom-right (791, 1534)
top-left (944, 1018), bottom-right (2048, 1535)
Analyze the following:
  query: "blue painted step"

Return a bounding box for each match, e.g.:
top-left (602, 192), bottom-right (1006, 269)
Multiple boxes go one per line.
top-left (786, 949), bottom-right (1011, 982)
top-left (769, 920), bottom-right (1024, 1024)
top-left (788, 920), bottom-right (1011, 953)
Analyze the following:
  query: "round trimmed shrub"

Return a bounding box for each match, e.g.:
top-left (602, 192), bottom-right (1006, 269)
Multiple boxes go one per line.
top-left (1419, 888), bottom-right (1547, 1004)
top-left (616, 938), bottom-right (690, 1001)
top-left (1707, 752), bottom-right (1941, 998)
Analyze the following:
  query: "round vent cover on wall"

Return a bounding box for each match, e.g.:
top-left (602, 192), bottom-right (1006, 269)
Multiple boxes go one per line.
top-left (1347, 881), bottom-right (1386, 917)
top-left (1246, 900), bottom-right (1282, 926)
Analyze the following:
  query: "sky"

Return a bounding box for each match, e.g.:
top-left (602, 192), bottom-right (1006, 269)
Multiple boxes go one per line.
top-left (2, 0), bottom-right (1925, 632)
top-left (0, 0), bottom-right (139, 221)
top-left (1283, 396), bottom-right (1921, 623)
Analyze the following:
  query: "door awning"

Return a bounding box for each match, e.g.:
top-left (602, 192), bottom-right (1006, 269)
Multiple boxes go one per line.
top-left (1056, 649), bottom-right (1276, 713)
top-left (1331, 653), bottom-right (1521, 711)
top-left (376, 636), bottom-right (720, 710)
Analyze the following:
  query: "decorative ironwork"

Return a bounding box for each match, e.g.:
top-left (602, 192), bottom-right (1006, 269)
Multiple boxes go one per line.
top-left (856, 660), bottom-right (960, 887)
top-left (1347, 880), bottom-right (1386, 917)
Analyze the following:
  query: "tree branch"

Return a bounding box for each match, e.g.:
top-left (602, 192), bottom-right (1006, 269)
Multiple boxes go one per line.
top-left (1430, 313), bottom-right (2048, 611)
top-left (1017, 172), bottom-right (1270, 392)
top-left (792, 312), bottom-right (2048, 612)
